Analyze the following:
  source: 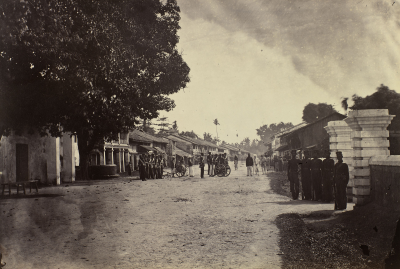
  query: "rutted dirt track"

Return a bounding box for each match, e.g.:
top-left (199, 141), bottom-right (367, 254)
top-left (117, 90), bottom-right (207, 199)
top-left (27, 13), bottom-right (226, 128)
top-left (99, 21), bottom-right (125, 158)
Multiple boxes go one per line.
top-left (0, 162), bottom-right (347, 269)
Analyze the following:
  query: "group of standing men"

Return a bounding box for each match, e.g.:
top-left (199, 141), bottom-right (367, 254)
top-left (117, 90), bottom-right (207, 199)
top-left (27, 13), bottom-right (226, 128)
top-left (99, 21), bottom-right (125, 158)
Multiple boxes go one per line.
top-left (287, 149), bottom-right (349, 210)
top-left (138, 152), bottom-right (166, 181)
top-left (206, 152), bottom-right (229, 177)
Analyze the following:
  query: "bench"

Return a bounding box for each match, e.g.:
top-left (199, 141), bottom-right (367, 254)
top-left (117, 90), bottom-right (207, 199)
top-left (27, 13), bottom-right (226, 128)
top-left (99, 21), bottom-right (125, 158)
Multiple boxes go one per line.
top-left (1, 180), bottom-right (39, 196)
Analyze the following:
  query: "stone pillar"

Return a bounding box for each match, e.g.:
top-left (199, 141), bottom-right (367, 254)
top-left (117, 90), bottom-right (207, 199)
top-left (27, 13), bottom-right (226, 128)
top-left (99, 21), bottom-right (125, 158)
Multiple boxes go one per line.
top-left (62, 133), bottom-right (75, 183)
top-left (324, 120), bottom-right (354, 201)
top-left (344, 109), bottom-right (395, 206)
top-left (46, 137), bottom-right (61, 185)
top-left (103, 146), bottom-right (106, 165)
top-left (122, 149), bottom-right (125, 172)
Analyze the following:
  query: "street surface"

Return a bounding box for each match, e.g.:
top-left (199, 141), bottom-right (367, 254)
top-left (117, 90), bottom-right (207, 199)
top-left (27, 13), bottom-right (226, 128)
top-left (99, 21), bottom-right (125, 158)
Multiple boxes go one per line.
top-left (0, 162), bottom-right (350, 269)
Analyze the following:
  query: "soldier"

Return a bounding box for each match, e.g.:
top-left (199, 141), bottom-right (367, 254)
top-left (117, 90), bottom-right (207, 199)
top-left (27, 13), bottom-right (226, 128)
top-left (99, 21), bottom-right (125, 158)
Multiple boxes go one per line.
top-left (311, 150), bottom-right (323, 201)
top-left (287, 150), bottom-right (300, 200)
top-left (199, 153), bottom-right (205, 178)
top-left (300, 150), bottom-right (312, 200)
top-left (333, 151), bottom-right (349, 210)
top-left (322, 150), bottom-right (335, 202)
top-left (171, 156), bottom-right (176, 178)
top-left (148, 153), bottom-right (154, 179)
top-left (139, 154), bottom-right (146, 181)
top-left (207, 152), bottom-right (212, 175)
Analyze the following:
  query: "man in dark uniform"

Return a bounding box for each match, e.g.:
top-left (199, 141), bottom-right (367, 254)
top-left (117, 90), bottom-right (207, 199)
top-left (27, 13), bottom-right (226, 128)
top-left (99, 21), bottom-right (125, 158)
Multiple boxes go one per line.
top-left (139, 154), bottom-right (146, 181)
top-left (333, 151), bottom-right (349, 210)
top-left (300, 150), bottom-right (312, 200)
top-left (311, 150), bottom-right (323, 201)
top-left (322, 150), bottom-right (335, 202)
top-left (199, 153), bottom-right (205, 178)
top-left (207, 152), bottom-right (212, 175)
top-left (148, 153), bottom-right (154, 179)
top-left (287, 150), bottom-right (300, 200)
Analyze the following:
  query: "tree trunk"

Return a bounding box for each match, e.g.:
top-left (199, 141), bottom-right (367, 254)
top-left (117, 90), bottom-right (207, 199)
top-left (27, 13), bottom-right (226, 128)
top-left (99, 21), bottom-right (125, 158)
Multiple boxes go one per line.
top-left (77, 130), bottom-right (91, 181)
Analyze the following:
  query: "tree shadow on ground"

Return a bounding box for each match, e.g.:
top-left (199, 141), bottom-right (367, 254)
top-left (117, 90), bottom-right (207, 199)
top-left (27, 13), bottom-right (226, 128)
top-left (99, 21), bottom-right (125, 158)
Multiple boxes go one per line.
top-left (269, 168), bottom-right (400, 268)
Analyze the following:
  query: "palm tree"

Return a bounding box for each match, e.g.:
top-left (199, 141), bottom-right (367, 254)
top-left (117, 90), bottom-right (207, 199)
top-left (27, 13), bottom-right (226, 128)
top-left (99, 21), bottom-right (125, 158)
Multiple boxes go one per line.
top-left (213, 119), bottom-right (220, 139)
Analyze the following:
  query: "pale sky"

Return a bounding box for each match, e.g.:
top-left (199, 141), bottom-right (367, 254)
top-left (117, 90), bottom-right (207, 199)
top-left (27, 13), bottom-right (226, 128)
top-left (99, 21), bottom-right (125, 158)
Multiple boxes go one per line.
top-left (163, 0), bottom-right (400, 144)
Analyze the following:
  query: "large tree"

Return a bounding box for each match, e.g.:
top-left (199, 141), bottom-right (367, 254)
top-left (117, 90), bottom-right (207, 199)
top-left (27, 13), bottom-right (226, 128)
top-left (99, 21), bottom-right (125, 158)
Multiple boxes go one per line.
top-left (350, 84), bottom-right (400, 130)
top-left (0, 0), bottom-right (190, 179)
top-left (349, 84), bottom-right (400, 155)
top-left (302, 103), bottom-right (337, 123)
top-left (256, 122), bottom-right (293, 142)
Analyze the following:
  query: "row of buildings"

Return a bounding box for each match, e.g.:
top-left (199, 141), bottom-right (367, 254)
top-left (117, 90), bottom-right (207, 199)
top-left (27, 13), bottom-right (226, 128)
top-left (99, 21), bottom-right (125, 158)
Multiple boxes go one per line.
top-left (0, 128), bottom-right (253, 184)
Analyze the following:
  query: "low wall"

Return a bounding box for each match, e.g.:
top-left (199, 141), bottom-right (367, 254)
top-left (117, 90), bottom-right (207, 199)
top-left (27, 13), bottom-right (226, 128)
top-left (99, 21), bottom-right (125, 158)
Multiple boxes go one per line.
top-left (369, 156), bottom-right (400, 206)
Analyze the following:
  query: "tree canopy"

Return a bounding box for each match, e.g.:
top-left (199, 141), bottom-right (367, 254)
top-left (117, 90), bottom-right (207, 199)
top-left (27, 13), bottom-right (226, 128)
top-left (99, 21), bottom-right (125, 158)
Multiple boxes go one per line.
top-left (349, 84), bottom-right (400, 130)
top-left (180, 130), bottom-right (199, 139)
top-left (256, 122), bottom-right (293, 142)
top-left (302, 103), bottom-right (337, 123)
top-left (0, 0), bottom-right (190, 178)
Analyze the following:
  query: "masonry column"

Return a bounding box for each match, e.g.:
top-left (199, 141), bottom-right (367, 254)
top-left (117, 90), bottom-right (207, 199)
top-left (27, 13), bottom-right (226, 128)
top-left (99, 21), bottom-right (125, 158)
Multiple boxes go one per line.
top-left (62, 133), bottom-right (75, 183)
top-left (344, 109), bottom-right (395, 206)
top-left (46, 136), bottom-right (61, 185)
top-left (324, 120), bottom-right (354, 201)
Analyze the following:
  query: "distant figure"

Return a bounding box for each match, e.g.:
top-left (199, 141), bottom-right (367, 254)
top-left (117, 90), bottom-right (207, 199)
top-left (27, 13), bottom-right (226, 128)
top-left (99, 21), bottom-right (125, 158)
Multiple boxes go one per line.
top-left (171, 156), bottom-right (176, 178)
top-left (322, 150), bottom-right (335, 202)
top-left (246, 153), bottom-right (253, 176)
top-left (253, 155), bottom-right (259, 175)
top-left (210, 154), bottom-right (215, 177)
top-left (333, 151), bottom-right (349, 210)
top-left (261, 155), bottom-right (267, 174)
top-left (234, 155), bottom-right (238, 170)
top-left (311, 150), bottom-right (323, 201)
top-left (199, 153), bottom-right (205, 178)
top-left (207, 152), bottom-right (212, 175)
top-left (287, 150), bottom-right (300, 200)
top-left (188, 157), bottom-right (194, 177)
top-left (127, 161), bottom-right (132, 176)
top-left (300, 151), bottom-right (312, 200)
top-left (139, 155), bottom-right (146, 181)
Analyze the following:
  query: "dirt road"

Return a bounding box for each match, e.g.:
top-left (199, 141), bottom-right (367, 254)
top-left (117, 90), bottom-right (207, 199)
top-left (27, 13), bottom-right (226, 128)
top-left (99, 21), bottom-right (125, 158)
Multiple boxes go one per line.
top-left (0, 162), bottom-right (350, 269)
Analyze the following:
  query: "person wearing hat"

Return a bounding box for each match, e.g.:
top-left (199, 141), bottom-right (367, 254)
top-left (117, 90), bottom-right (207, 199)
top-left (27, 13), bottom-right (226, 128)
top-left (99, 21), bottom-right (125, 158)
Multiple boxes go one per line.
top-left (246, 153), bottom-right (254, 176)
top-left (139, 154), bottom-right (146, 181)
top-left (322, 150), bottom-right (335, 202)
top-left (300, 150), bottom-right (312, 200)
top-left (333, 151), bottom-right (349, 210)
top-left (199, 153), bottom-right (205, 178)
top-left (207, 152), bottom-right (212, 176)
top-left (187, 156), bottom-right (194, 177)
top-left (171, 156), bottom-right (176, 178)
top-left (287, 150), bottom-right (300, 200)
top-left (311, 150), bottom-right (323, 201)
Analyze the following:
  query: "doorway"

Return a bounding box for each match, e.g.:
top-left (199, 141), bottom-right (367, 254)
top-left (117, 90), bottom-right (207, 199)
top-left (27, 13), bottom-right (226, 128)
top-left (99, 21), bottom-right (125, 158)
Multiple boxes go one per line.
top-left (16, 143), bottom-right (29, 182)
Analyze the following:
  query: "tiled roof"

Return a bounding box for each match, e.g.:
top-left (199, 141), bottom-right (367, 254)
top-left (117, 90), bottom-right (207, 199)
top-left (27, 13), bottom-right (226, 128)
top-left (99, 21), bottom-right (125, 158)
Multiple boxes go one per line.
top-left (129, 131), bottom-right (152, 142)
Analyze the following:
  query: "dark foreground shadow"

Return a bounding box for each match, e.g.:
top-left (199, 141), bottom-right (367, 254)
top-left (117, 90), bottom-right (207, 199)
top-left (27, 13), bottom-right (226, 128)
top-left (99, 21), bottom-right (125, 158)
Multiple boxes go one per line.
top-left (275, 203), bottom-right (400, 268)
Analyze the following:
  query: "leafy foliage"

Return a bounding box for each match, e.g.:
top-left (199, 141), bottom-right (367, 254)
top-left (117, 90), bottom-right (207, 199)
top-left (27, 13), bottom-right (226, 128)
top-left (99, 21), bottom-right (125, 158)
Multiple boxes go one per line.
top-left (180, 130), bottom-right (199, 139)
top-left (349, 84), bottom-right (400, 130)
top-left (302, 103), bottom-right (337, 123)
top-left (256, 122), bottom-right (294, 142)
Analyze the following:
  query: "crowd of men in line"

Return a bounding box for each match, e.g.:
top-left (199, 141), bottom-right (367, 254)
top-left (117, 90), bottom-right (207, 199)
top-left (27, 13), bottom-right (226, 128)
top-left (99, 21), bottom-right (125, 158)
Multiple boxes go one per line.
top-left (138, 152), bottom-right (166, 181)
top-left (286, 149), bottom-right (349, 210)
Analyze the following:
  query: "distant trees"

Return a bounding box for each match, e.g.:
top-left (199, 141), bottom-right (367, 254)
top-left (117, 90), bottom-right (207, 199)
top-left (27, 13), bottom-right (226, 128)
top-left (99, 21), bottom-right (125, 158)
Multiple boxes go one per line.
top-left (180, 130), bottom-right (199, 139)
top-left (302, 103), bottom-right (337, 123)
top-left (256, 122), bottom-right (294, 143)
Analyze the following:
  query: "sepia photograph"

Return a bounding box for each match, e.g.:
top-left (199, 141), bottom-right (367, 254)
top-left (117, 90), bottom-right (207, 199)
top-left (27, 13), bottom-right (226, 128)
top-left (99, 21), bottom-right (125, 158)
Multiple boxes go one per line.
top-left (0, 0), bottom-right (399, 268)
